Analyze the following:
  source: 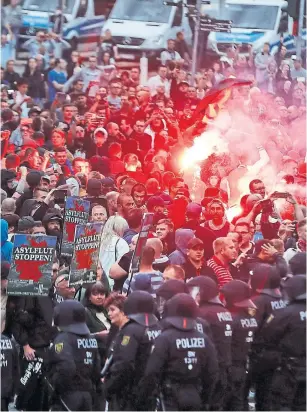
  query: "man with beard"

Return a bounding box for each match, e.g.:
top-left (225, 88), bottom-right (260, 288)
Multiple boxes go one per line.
top-left (74, 93), bottom-right (88, 115)
top-left (117, 194), bottom-right (135, 220)
top-left (42, 213), bottom-right (62, 239)
top-left (203, 199), bottom-right (231, 238)
top-left (146, 196), bottom-right (166, 225)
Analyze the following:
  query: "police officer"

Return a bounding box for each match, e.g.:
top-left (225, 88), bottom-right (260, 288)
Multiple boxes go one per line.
top-left (104, 291), bottom-right (161, 411)
top-left (189, 276), bottom-right (233, 411)
top-left (221, 280), bottom-right (258, 411)
top-left (247, 264), bottom-right (286, 411)
top-left (48, 300), bottom-right (102, 411)
top-left (259, 275), bottom-right (306, 411)
top-left (137, 293), bottom-right (219, 411)
top-left (1, 315), bottom-right (19, 411)
top-left (157, 279), bottom-right (212, 337)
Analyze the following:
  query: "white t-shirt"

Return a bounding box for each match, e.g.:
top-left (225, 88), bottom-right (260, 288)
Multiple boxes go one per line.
top-left (99, 235), bottom-right (129, 288)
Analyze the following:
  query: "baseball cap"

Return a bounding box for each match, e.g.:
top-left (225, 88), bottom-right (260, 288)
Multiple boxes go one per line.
top-left (178, 81), bottom-right (189, 87)
top-left (18, 216), bottom-right (41, 231)
top-left (41, 175), bottom-right (51, 182)
top-left (186, 202), bottom-right (202, 216)
top-left (291, 55), bottom-right (302, 62)
top-left (28, 107), bottom-right (42, 116)
top-left (187, 238), bottom-right (204, 250)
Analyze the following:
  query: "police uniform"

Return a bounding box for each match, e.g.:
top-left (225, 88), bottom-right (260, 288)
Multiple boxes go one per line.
top-left (157, 279), bottom-right (212, 338)
top-left (1, 334), bottom-right (19, 411)
top-left (190, 276), bottom-right (233, 411)
top-left (247, 264), bottom-right (287, 411)
top-left (137, 293), bottom-right (219, 411)
top-left (48, 300), bottom-right (102, 411)
top-left (259, 275), bottom-right (306, 411)
top-left (14, 291), bottom-right (58, 411)
top-left (221, 280), bottom-right (258, 411)
top-left (104, 291), bottom-right (161, 411)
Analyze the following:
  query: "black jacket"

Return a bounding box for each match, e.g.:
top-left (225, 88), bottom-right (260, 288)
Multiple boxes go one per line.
top-left (105, 319), bottom-right (161, 410)
top-left (23, 69), bottom-right (45, 98)
top-left (227, 306), bottom-right (258, 363)
top-left (85, 303), bottom-right (110, 362)
top-left (258, 299), bottom-right (306, 359)
top-left (12, 293), bottom-right (58, 349)
top-left (236, 255), bottom-right (288, 283)
top-left (198, 301), bottom-right (233, 367)
top-left (137, 322), bottom-right (219, 410)
top-left (1, 333), bottom-right (19, 399)
top-left (251, 289), bottom-right (286, 330)
top-left (48, 331), bottom-right (101, 393)
top-left (183, 259), bottom-right (217, 283)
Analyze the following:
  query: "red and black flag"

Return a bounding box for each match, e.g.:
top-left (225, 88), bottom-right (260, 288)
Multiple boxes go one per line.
top-left (189, 77), bottom-right (253, 127)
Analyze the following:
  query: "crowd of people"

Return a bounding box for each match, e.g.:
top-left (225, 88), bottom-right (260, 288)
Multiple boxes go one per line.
top-left (1, 2), bottom-right (307, 410)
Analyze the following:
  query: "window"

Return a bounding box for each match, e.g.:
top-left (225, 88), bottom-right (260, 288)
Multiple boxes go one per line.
top-left (94, 0), bottom-right (107, 16)
top-left (110, 0), bottom-right (172, 23)
top-left (173, 3), bottom-right (183, 27)
top-left (76, 0), bottom-right (88, 18)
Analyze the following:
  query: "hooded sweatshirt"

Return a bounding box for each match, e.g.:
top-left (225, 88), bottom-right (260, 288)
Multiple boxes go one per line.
top-left (168, 228), bottom-right (195, 265)
top-left (1, 219), bottom-right (13, 263)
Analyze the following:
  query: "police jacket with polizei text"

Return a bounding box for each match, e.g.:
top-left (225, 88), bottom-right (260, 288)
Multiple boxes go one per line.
top-left (1, 333), bottom-right (20, 398)
top-left (250, 290), bottom-right (286, 332)
top-left (104, 320), bottom-right (161, 398)
top-left (228, 307), bottom-right (259, 363)
top-left (48, 331), bottom-right (101, 393)
top-left (198, 301), bottom-right (233, 367)
top-left (257, 299), bottom-right (306, 359)
top-left (12, 295), bottom-right (58, 349)
top-left (137, 324), bottom-right (219, 407)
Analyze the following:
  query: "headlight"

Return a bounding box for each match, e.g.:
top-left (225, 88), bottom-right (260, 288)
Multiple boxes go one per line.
top-left (143, 35), bottom-right (164, 47)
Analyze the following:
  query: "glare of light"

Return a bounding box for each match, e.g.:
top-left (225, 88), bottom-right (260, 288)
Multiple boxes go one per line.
top-left (180, 130), bottom-right (228, 170)
top-left (226, 205), bottom-right (242, 222)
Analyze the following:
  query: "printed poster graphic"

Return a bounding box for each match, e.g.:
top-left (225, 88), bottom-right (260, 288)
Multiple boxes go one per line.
top-left (61, 196), bottom-right (91, 258)
top-left (7, 234), bottom-right (57, 296)
top-left (69, 223), bottom-right (103, 286)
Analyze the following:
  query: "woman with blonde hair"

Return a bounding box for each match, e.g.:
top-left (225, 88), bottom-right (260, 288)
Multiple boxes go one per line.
top-left (99, 215), bottom-right (129, 289)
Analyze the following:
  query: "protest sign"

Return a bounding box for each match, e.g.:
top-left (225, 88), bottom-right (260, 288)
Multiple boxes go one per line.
top-left (7, 234), bottom-right (57, 296)
top-left (61, 196), bottom-right (90, 258)
top-left (69, 222), bottom-right (103, 286)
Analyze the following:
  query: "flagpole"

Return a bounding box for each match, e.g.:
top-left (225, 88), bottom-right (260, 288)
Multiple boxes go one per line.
top-left (191, 0), bottom-right (202, 84)
top-left (296, 0), bottom-right (305, 58)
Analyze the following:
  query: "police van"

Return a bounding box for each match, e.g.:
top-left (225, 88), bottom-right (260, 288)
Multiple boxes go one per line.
top-left (19, 0), bottom-right (115, 52)
top-left (101, 0), bottom-right (193, 62)
top-left (207, 0), bottom-right (306, 56)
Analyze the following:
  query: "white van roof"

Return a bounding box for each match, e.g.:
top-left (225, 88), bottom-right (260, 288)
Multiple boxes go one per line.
top-left (226, 0), bottom-right (287, 5)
